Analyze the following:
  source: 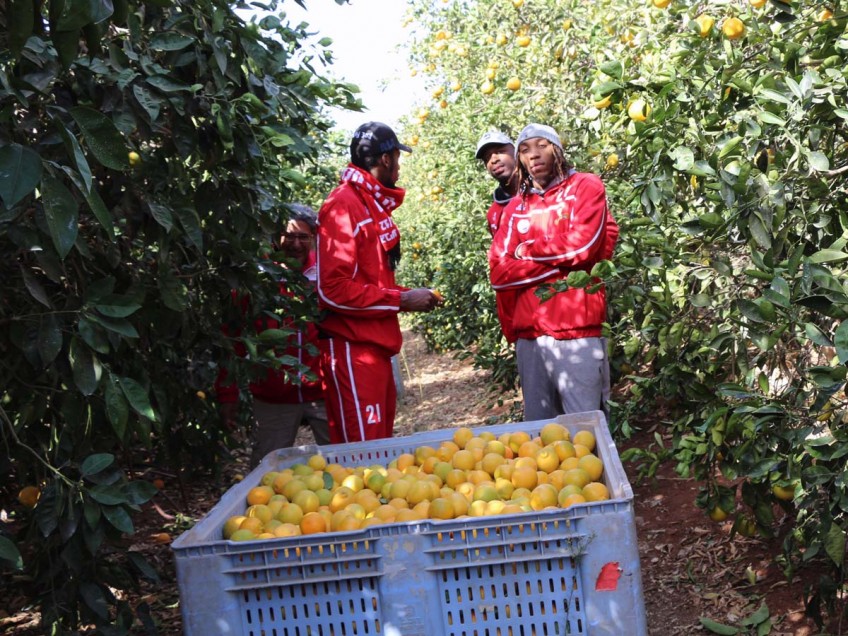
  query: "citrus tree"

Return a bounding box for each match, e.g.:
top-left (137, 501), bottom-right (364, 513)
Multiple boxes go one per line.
top-left (395, 0), bottom-right (848, 621)
top-left (0, 0), bottom-right (357, 631)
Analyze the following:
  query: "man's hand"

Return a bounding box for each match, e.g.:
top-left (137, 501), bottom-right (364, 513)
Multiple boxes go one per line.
top-left (400, 288), bottom-right (441, 312)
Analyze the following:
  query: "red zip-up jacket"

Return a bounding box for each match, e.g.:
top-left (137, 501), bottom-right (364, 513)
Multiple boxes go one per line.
top-left (486, 185), bottom-right (518, 343)
top-left (216, 254), bottom-right (324, 404)
top-left (317, 181), bottom-right (407, 356)
top-left (488, 171), bottom-right (618, 341)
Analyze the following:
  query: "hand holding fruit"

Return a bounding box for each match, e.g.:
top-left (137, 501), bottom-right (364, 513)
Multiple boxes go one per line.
top-left (400, 288), bottom-right (441, 312)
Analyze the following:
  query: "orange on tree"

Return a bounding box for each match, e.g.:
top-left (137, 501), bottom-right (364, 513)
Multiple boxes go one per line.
top-left (506, 77), bottom-right (521, 91)
top-left (652, 0), bottom-right (671, 8)
top-left (722, 17), bottom-right (745, 40)
top-left (627, 99), bottom-right (651, 123)
top-left (749, 0), bottom-right (766, 7)
top-left (18, 485), bottom-right (41, 508)
top-left (694, 14), bottom-right (714, 38)
top-left (516, 35), bottom-right (531, 47)
top-left (593, 95), bottom-right (612, 109)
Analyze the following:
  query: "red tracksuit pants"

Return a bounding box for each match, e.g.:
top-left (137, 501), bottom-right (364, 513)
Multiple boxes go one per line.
top-left (318, 337), bottom-right (395, 444)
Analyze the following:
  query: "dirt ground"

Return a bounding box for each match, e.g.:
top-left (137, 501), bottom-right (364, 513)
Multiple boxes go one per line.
top-left (0, 330), bottom-right (832, 635)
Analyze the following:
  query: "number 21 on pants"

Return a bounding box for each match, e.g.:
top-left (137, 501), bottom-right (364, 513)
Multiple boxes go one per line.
top-left (365, 403), bottom-right (382, 424)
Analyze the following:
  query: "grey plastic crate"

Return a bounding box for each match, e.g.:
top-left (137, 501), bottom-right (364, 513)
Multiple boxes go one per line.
top-left (172, 410), bottom-right (647, 635)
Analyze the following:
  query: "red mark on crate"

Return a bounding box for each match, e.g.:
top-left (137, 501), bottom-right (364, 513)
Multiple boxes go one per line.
top-left (595, 562), bottom-right (621, 591)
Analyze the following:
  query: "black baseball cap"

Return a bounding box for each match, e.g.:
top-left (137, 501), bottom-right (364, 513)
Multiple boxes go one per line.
top-left (350, 122), bottom-right (412, 163)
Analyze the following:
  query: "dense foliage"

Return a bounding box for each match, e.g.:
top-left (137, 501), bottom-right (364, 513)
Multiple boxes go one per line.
top-left (0, 0), bottom-right (355, 631)
top-left (394, 0), bottom-right (848, 624)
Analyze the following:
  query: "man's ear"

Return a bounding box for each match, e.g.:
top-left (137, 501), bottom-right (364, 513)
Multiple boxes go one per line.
top-left (378, 152), bottom-right (392, 168)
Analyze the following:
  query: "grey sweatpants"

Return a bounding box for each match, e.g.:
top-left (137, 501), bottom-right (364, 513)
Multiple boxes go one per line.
top-left (516, 336), bottom-right (610, 421)
top-left (250, 399), bottom-right (330, 467)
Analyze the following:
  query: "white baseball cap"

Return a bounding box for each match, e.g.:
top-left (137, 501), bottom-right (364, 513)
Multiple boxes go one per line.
top-left (475, 131), bottom-right (514, 159)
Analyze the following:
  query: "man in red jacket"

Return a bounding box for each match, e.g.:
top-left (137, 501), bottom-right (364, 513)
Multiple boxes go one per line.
top-left (476, 130), bottom-right (519, 343)
top-left (488, 124), bottom-right (618, 420)
top-left (317, 121), bottom-right (441, 443)
top-left (217, 204), bottom-right (329, 466)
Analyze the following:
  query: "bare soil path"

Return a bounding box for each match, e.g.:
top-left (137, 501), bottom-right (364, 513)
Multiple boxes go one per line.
top-left (0, 330), bottom-right (827, 635)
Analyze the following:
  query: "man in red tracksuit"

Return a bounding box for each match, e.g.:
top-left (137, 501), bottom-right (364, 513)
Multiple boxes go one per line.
top-left (317, 122), bottom-right (441, 443)
top-left (488, 124), bottom-right (619, 420)
top-left (216, 205), bottom-right (329, 466)
top-left (476, 130), bottom-right (519, 343)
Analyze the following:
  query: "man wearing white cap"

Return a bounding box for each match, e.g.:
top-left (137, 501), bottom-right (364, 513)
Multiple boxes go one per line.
top-left (488, 123), bottom-right (618, 419)
top-left (476, 130), bottom-right (519, 343)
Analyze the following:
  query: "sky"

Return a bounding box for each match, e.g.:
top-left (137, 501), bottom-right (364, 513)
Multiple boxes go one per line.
top-left (280, 0), bottom-right (426, 134)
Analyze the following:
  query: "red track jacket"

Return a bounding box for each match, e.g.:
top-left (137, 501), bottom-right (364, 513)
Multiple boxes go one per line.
top-left (488, 171), bottom-right (618, 341)
top-left (317, 171), bottom-right (407, 357)
top-left (486, 186), bottom-right (518, 343)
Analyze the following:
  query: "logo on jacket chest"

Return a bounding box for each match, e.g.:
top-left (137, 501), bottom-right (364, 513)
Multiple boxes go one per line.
top-left (516, 218), bottom-right (531, 234)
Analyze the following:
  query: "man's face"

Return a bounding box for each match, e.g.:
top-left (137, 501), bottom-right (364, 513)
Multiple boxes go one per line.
top-left (517, 137), bottom-right (558, 189)
top-left (480, 143), bottom-right (516, 185)
top-left (384, 149), bottom-right (401, 187)
top-left (279, 219), bottom-right (313, 266)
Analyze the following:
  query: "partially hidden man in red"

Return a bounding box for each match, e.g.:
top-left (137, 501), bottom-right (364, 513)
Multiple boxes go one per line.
top-left (317, 122), bottom-right (442, 443)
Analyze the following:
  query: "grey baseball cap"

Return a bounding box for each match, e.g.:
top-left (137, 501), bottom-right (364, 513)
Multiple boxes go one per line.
top-left (475, 131), bottom-right (514, 159)
top-left (515, 123), bottom-right (563, 151)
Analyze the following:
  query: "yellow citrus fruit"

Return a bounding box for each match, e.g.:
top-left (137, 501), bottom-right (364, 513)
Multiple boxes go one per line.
top-left (272, 472), bottom-right (293, 494)
top-left (818, 8), bottom-right (833, 21)
top-left (128, 151), bottom-right (141, 167)
top-left (18, 485), bottom-right (41, 508)
top-left (562, 468), bottom-right (592, 489)
top-left (291, 462), bottom-right (313, 476)
top-left (540, 423), bottom-right (569, 445)
top-left (652, 0), bottom-right (671, 7)
top-left (627, 99), bottom-right (651, 122)
top-left (259, 471), bottom-right (279, 487)
top-left (239, 516), bottom-right (264, 534)
top-left (518, 440), bottom-right (542, 458)
top-left (709, 506), bottom-right (729, 522)
top-left (429, 498), bottom-right (455, 520)
top-left (695, 14), bottom-right (715, 38)
top-left (573, 444), bottom-right (592, 458)
top-left (516, 35), bottom-right (531, 47)
top-left (329, 486), bottom-right (355, 512)
top-left (246, 485), bottom-right (274, 506)
top-left (511, 466), bottom-right (538, 490)
top-left (605, 154), bottom-right (619, 169)
top-left (495, 33), bottom-right (508, 46)
top-left (282, 478), bottom-right (307, 501)
top-left (273, 523), bottom-right (300, 537)
top-left (553, 440), bottom-right (576, 461)
top-left (230, 528), bottom-right (257, 541)
top-left (300, 511), bottom-right (327, 535)
top-left (292, 490), bottom-right (320, 514)
top-left (593, 95), bottom-right (612, 109)
top-left (277, 503), bottom-right (304, 525)
top-left (506, 77), bottom-right (521, 91)
top-left (307, 454), bottom-right (327, 471)
top-left (437, 441), bottom-right (460, 461)
top-left (223, 516), bottom-right (247, 539)
top-left (452, 449), bottom-right (476, 471)
top-left (481, 80), bottom-right (495, 95)
top-left (341, 474), bottom-right (364, 492)
top-left (530, 484), bottom-right (559, 510)
top-left (535, 447), bottom-right (561, 473)
top-left (414, 445), bottom-right (437, 465)
top-left (722, 17), bottom-right (745, 40)
top-left (560, 457), bottom-right (580, 471)
top-left (582, 482), bottom-right (610, 502)
top-left (577, 454), bottom-right (604, 481)
top-left (749, 0), bottom-right (766, 6)
top-left (481, 452), bottom-right (506, 476)
top-left (559, 493), bottom-right (587, 508)
top-left (246, 504), bottom-right (273, 524)
top-left (772, 484), bottom-right (795, 501)
top-left (302, 472), bottom-right (324, 491)
top-left (572, 430), bottom-right (596, 452)
top-left (512, 0), bottom-right (524, 7)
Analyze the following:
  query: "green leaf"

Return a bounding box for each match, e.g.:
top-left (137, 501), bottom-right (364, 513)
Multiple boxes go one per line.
top-left (88, 484), bottom-right (127, 505)
top-left (0, 536), bottom-right (23, 570)
top-left (41, 175), bottom-right (79, 259)
top-left (834, 321), bottom-right (848, 364)
top-left (9, 0), bottom-right (34, 58)
top-left (757, 111), bottom-right (786, 126)
top-left (133, 84), bottom-right (161, 121)
top-left (149, 32), bottom-right (195, 51)
top-left (124, 480), bottom-right (157, 505)
top-left (740, 603), bottom-right (770, 626)
top-left (825, 523), bottom-right (846, 567)
top-left (158, 266), bottom-right (189, 311)
top-left (0, 143), bottom-right (42, 208)
top-left (757, 88), bottom-right (792, 105)
top-left (21, 266), bottom-right (52, 308)
top-left (70, 106), bottom-right (129, 170)
top-left (808, 249), bottom-right (848, 264)
top-left (56, 119), bottom-right (93, 194)
top-left (669, 146), bottom-right (694, 171)
top-left (70, 337), bottom-right (101, 395)
top-left (128, 552), bottom-right (160, 582)
top-left (105, 376), bottom-right (129, 439)
top-left (103, 505), bottom-right (134, 533)
top-left (95, 301), bottom-right (142, 318)
top-left (257, 328), bottom-right (294, 344)
top-left (118, 376), bottom-right (157, 421)
top-left (83, 186), bottom-right (115, 236)
top-left (146, 75), bottom-right (193, 92)
top-left (175, 206), bottom-right (203, 250)
top-left (38, 314), bottom-right (63, 367)
top-left (91, 314), bottom-right (139, 338)
top-left (699, 617), bottom-right (739, 635)
top-left (807, 151), bottom-right (830, 172)
top-left (80, 453), bottom-right (115, 477)
top-left (718, 136), bottom-right (743, 159)
top-left (148, 202), bottom-right (173, 231)
top-left (79, 582), bottom-right (109, 619)
top-left (598, 60), bottom-right (623, 80)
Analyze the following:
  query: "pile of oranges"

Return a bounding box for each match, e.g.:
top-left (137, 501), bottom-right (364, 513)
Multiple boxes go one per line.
top-left (222, 423), bottom-right (610, 541)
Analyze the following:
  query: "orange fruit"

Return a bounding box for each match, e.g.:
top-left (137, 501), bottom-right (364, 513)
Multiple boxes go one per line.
top-left (562, 468), bottom-right (592, 489)
top-left (530, 484), bottom-right (559, 510)
top-left (407, 481), bottom-right (434, 506)
top-left (329, 486), bottom-right (356, 512)
top-left (239, 516), bottom-right (264, 534)
top-left (560, 457), bottom-right (580, 471)
top-left (277, 503), bottom-right (304, 525)
top-left (514, 456), bottom-right (537, 471)
top-left (281, 478), bottom-right (306, 501)
top-left (452, 449), bottom-right (476, 471)
top-left (246, 485), bottom-right (274, 506)
top-left (307, 454), bottom-right (327, 471)
top-left (445, 468), bottom-right (467, 489)
top-left (429, 497), bottom-right (455, 520)
top-left (341, 474), bottom-right (364, 492)
top-left (721, 17), bottom-right (745, 40)
top-left (230, 528), bottom-right (257, 541)
top-left (481, 452), bottom-right (506, 476)
top-left (223, 516), bottom-right (247, 539)
top-left (472, 483), bottom-right (499, 502)
top-left (273, 523), bottom-right (300, 537)
top-left (18, 485), bottom-right (41, 508)
top-left (560, 493), bottom-right (587, 508)
top-left (540, 422), bottom-right (569, 445)
top-left (535, 447), bottom-right (561, 473)
top-left (414, 445), bottom-right (437, 465)
top-left (300, 511), bottom-right (327, 535)
top-left (453, 427), bottom-right (474, 449)
top-left (553, 440), bottom-right (576, 461)
top-left (437, 441), bottom-right (460, 461)
top-left (582, 482), bottom-right (610, 502)
top-left (573, 444), bottom-right (592, 459)
top-left (572, 430), bottom-right (596, 452)
top-left (516, 35), bottom-right (531, 47)
top-left (396, 453), bottom-right (416, 471)
top-left (506, 77), bottom-right (521, 91)
top-left (246, 504), bottom-right (273, 524)
top-left (508, 431), bottom-right (530, 453)
top-left (511, 466), bottom-right (538, 490)
top-left (578, 454), bottom-right (604, 481)
top-left (518, 440), bottom-right (541, 458)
